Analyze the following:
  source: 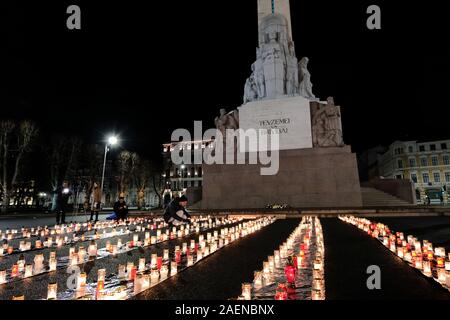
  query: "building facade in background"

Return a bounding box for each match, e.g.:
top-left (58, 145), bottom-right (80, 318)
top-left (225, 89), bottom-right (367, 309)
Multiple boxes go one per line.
top-left (377, 140), bottom-right (450, 204)
top-left (162, 139), bottom-right (213, 204)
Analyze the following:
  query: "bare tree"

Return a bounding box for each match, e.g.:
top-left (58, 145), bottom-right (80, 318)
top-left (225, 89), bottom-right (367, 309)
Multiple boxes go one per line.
top-left (48, 135), bottom-right (81, 210)
top-left (116, 150), bottom-right (137, 198)
top-left (0, 121), bottom-right (38, 212)
top-left (0, 121), bottom-right (16, 211)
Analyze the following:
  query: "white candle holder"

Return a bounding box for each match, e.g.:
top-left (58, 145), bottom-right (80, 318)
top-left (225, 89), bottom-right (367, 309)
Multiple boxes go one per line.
top-left (170, 261), bottom-right (177, 275)
top-left (160, 265), bottom-right (169, 279)
top-left (47, 283), bottom-right (57, 300)
top-left (241, 283), bottom-right (252, 300)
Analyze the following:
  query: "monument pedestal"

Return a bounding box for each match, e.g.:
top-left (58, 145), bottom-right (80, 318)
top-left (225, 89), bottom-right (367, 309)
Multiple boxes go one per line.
top-left (202, 146), bottom-right (362, 210)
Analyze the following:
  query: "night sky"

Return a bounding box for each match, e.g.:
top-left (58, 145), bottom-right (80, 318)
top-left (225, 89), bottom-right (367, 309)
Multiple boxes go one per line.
top-left (3, 0), bottom-right (450, 159)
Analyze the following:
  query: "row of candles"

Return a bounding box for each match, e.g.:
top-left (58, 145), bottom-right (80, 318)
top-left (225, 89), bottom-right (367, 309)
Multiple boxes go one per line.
top-left (339, 215), bottom-right (450, 291)
top-left (0, 217), bottom-right (230, 284)
top-left (6, 217), bottom-right (246, 298)
top-left (1, 215), bottom-right (221, 258)
top-left (0, 217), bottom-right (237, 285)
top-left (238, 216), bottom-right (325, 300)
top-left (0, 217), bottom-right (158, 243)
top-left (0, 217), bottom-right (163, 256)
top-left (50, 216), bottom-right (276, 300)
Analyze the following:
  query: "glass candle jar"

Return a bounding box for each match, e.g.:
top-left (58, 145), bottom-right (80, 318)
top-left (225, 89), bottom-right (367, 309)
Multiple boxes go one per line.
top-left (47, 283), bottom-right (57, 300)
top-left (253, 271), bottom-right (263, 287)
top-left (0, 269), bottom-right (6, 284)
top-left (160, 265), bottom-right (169, 279)
top-left (170, 261), bottom-right (177, 275)
top-left (241, 283), bottom-right (252, 300)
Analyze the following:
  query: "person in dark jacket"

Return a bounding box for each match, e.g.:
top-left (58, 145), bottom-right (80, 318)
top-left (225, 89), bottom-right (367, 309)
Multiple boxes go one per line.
top-left (163, 195), bottom-right (191, 227)
top-left (54, 181), bottom-right (72, 225)
top-left (113, 196), bottom-right (128, 221)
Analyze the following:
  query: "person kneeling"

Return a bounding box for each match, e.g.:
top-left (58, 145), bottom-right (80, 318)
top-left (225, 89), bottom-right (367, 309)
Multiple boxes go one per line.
top-left (164, 195), bottom-right (191, 227)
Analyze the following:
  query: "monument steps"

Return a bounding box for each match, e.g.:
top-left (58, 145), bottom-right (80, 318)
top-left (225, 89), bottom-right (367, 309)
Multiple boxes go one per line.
top-left (361, 187), bottom-right (413, 207)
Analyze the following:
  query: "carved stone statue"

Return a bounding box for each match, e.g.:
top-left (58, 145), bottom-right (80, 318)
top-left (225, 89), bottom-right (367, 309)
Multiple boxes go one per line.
top-left (243, 75), bottom-right (258, 104)
top-left (298, 57), bottom-right (316, 100)
top-left (311, 97), bottom-right (344, 148)
top-left (214, 109), bottom-right (240, 138)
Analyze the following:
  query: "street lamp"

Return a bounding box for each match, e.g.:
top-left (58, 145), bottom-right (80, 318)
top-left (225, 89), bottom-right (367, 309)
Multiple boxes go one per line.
top-left (100, 135), bottom-right (118, 204)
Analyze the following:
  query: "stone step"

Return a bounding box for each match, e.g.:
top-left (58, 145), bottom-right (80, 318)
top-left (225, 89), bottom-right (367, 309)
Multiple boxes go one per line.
top-left (360, 187), bottom-right (413, 207)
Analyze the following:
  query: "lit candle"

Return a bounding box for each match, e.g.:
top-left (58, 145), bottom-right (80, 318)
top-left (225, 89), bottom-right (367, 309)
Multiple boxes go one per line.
top-left (241, 283), bottom-right (252, 300)
top-left (196, 251), bottom-right (203, 262)
top-left (268, 256), bottom-right (275, 271)
top-left (437, 268), bottom-right (446, 283)
top-left (151, 254), bottom-right (157, 268)
top-left (151, 236), bottom-right (156, 245)
top-left (274, 283), bottom-right (288, 300)
top-left (187, 255), bottom-right (194, 267)
top-left (253, 271), bottom-right (263, 287)
top-left (170, 261), bottom-right (177, 275)
top-left (88, 240), bottom-right (97, 257)
top-left (78, 246), bottom-right (86, 262)
top-left (126, 262), bottom-right (134, 280)
top-left (24, 264), bottom-right (33, 278)
top-left (284, 265), bottom-right (296, 284)
top-left (423, 261), bottom-right (432, 274)
top-left (33, 254), bottom-right (44, 273)
top-left (77, 272), bottom-right (87, 290)
top-left (150, 269), bottom-right (159, 284)
top-left (160, 265), bottom-right (169, 279)
top-left (118, 265), bottom-right (126, 279)
top-left (0, 269), bottom-right (6, 284)
top-left (139, 258), bottom-right (146, 271)
top-left (47, 283), bottom-right (57, 300)
top-left (263, 261), bottom-right (270, 274)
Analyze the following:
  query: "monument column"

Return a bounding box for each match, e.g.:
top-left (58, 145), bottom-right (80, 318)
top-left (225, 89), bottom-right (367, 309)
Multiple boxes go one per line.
top-left (258, 0), bottom-right (292, 39)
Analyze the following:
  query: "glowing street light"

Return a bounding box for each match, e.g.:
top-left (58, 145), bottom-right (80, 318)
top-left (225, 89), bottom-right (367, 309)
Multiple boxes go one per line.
top-left (100, 135), bottom-right (119, 205)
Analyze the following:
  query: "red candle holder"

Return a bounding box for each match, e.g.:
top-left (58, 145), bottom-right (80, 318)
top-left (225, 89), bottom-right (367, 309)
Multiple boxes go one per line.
top-left (284, 265), bottom-right (296, 284)
top-left (274, 283), bottom-right (288, 300)
top-left (157, 257), bottom-right (163, 270)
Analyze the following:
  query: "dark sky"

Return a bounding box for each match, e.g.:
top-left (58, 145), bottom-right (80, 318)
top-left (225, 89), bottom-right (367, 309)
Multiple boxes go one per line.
top-left (2, 0), bottom-right (450, 159)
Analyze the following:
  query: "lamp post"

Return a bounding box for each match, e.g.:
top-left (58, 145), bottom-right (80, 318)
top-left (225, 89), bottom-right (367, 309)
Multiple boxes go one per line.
top-left (100, 136), bottom-right (118, 206)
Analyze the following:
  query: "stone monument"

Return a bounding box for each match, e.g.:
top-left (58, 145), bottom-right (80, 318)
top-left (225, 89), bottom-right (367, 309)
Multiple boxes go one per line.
top-left (202, 0), bottom-right (362, 209)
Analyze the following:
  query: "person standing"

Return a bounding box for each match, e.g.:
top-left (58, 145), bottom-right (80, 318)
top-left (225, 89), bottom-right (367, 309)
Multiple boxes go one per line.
top-left (89, 182), bottom-right (102, 223)
top-left (55, 181), bottom-right (72, 225)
